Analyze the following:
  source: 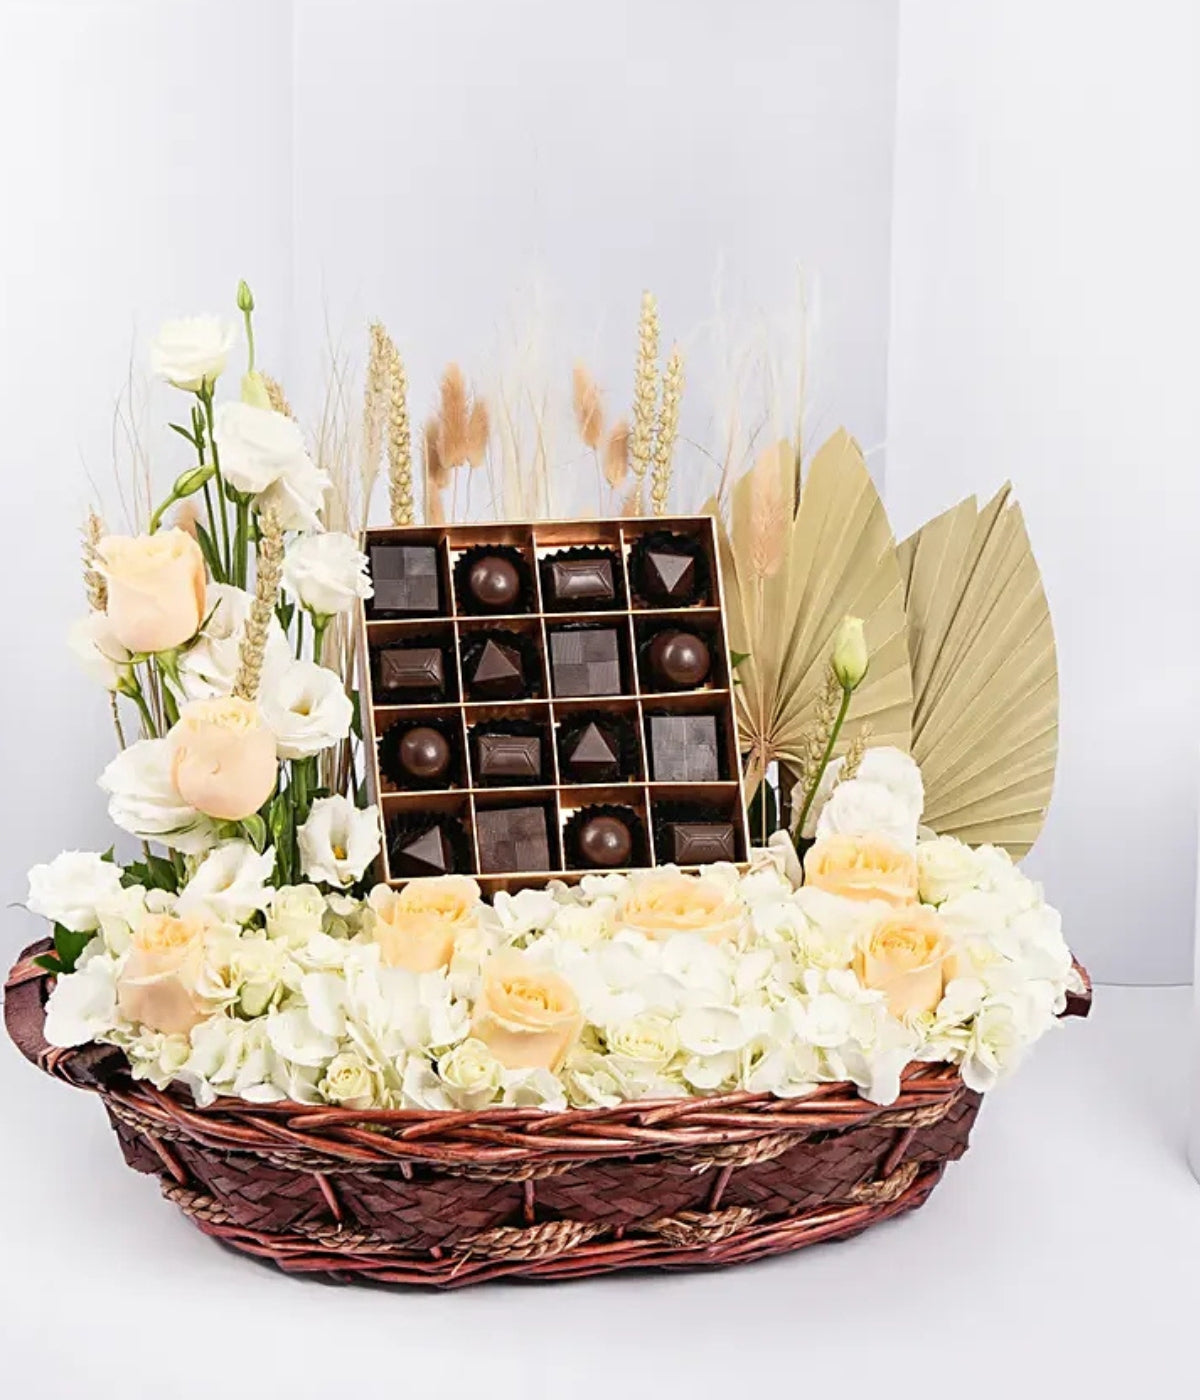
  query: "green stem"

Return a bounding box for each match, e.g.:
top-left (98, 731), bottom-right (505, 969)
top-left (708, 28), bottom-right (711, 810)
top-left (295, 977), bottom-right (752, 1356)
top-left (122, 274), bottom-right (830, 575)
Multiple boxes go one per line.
top-left (122, 676), bottom-right (158, 739)
top-left (295, 610), bottom-right (305, 659)
top-left (199, 386), bottom-right (233, 577)
top-left (200, 481), bottom-right (224, 582)
top-left (234, 498), bottom-right (250, 588)
top-left (793, 685), bottom-right (853, 838)
top-left (243, 305), bottom-right (256, 373)
top-left (311, 615), bottom-right (329, 666)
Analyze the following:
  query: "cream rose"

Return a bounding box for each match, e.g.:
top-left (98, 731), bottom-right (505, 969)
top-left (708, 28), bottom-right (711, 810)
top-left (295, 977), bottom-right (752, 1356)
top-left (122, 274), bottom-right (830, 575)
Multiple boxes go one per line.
top-left (618, 872), bottom-right (745, 944)
top-left (150, 316), bottom-right (235, 390)
top-left (437, 1037), bottom-right (504, 1109)
top-left (917, 835), bottom-right (983, 906)
top-left (855, 906), bottom-right (955, 1019)
top-left (368, 877), bottom-right (482, 972)
top-left (266, 884), bottom-right (328, 945)
top-left (804, 834), bottom-right (918, 906)
top-left (470, 953), bottom-right (582, 1071)
top-left (169, 697), bottom-right (278, 821)
top-left (319, 1050), bottom-right (385, 1109)
top-left (99, 529), bottom-right (206, 654)
top-left (116, 911), bottom-right (209, 1035)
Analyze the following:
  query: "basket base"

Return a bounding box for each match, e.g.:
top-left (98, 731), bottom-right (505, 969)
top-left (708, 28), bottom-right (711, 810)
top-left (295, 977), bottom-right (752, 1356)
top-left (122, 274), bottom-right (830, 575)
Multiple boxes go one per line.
top-left (159, 1164), bottom-right (946, 1288)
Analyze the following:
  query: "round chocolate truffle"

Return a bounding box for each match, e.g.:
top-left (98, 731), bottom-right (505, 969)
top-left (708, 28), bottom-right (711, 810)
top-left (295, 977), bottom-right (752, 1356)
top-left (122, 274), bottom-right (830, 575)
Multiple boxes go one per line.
top-left (648, 629), bottom-right (711, 689)
top-left (467, 555), bottom-right (521, 611)
top-left (398, 725), bottom-right (451, 781)
top-left (577, 813), bottom-right (634, 868)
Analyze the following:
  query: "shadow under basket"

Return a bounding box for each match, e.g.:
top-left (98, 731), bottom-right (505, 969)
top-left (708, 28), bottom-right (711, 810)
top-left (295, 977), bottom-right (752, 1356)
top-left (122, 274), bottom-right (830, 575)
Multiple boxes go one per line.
top-left (4, 941), bottom-right (1091, 1289)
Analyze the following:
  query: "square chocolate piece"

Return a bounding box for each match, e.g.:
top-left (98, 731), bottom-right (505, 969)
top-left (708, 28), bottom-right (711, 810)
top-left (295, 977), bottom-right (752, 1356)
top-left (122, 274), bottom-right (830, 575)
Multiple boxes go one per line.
top-left (475, 804), bottom-right (553, 874)
top-left (547, 557), bottom-right (616, 607)
top-left (549, 627), bottom-right (623, 698)
top-left (476, 732), bottom-right (543, 782)
top-left (663, 821), bottom-right (736, 864)
top-left (648, 714), bottom-right (720, 782)
top-left (369, 544), bottom-right (441, 615)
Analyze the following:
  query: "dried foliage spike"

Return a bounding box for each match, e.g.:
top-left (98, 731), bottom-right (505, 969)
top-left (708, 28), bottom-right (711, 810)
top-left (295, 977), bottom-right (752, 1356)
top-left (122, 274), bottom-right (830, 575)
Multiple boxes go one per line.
top-left (261, 374), bottom-right (293, 418)
top-left (378, 330), bottom-right (413, 526)
top-left (82, 508), bottom-right (107, 612)
top-left (232, 508), bottom-right (285, 702)
top-left (436, 364), bottom-right (471, 468)
top-left (603, 419), bottom-right (630, 489)
top-left (465, 398), bottom-right (490, 468)
top-left (650, 346), bottom-right (684, 516)
top-left (838, 722), bottom-right (871, 784)
top-left (746, 440), bottom-right (789, 580)
top-left (897, 484), bottom-right (1058, 856)
top-left (572, 362), bottom-right (605, 450)
top-left (628, 291), bottom-right (661, 513)
top-left (423, 418), bottom-right (447, 524)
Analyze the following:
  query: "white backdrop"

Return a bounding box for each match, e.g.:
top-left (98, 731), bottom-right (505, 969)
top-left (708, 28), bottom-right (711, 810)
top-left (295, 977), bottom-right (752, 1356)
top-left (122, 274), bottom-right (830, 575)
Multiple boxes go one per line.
top-left (1, 0), bottom-right (1196, 986)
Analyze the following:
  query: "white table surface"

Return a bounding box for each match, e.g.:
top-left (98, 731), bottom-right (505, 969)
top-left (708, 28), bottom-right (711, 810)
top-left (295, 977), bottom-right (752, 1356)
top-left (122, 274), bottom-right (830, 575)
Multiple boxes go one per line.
top-left (2, 983), bottom-right (1197, 1399)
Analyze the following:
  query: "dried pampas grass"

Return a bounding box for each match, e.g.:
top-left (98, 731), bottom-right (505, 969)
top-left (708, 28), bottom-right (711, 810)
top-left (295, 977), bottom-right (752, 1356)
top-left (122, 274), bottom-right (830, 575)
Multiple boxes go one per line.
top-left (572, 363), bottom-right (605, 450)
top-left (604, 418), bottom-right (630, 489)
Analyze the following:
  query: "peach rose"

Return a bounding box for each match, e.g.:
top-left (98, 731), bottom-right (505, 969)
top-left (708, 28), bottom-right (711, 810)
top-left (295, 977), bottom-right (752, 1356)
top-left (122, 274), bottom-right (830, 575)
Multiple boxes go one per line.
top-left (170, 697), bottom-right (278, 821)
top-left (618, 872), bottom-right (745, 944)
top-left (116, 911), bottom-right (209, 1035)
top-left (470, 953), bottom-right (582, 1071)
top-left (855, 906), bottom-right (956, 1019)
top-left (99, 529), bottom-right (206, 654)
top-left (368, 876), bottom-right (482, 973)
top-left (804, 834), bottom-right (918, 906)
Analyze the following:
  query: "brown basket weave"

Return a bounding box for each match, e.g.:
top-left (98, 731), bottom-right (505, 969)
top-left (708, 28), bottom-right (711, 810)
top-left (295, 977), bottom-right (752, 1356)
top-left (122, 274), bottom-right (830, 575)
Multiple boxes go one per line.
top-left (4, 940), bottom-right (1091, 1288)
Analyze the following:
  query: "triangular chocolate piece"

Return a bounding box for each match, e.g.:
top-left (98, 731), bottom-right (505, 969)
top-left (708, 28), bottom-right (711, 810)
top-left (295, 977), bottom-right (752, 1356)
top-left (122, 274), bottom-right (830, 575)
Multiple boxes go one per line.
top-left (394, 824), bottom-right (452, 877)
top-left (646, 549), bottom-right (695, 600)
top-left (470, 639), bottom-right (524, 695)
top-left (567, 722), bottom-right (619, 781)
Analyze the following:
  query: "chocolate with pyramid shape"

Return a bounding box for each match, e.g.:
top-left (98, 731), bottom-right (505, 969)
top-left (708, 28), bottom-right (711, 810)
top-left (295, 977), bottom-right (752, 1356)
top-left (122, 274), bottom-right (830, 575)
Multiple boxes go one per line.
top-left (645, 549), bottom-right (696, 601)
top-left (390, 821), bottom-right (459, 877)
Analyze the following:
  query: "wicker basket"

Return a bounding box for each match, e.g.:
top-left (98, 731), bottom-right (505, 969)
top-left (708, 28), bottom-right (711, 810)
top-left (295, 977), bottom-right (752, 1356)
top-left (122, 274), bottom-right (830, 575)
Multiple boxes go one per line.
top-left (4, 940), bottom-right (1091, 1288)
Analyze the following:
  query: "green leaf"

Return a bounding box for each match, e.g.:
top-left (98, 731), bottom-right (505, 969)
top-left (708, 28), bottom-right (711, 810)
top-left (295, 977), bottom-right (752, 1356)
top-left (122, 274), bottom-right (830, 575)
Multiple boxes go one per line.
top-left (100, 846), bottom-right (116, 864)
top-left (240, 814), bottom-right (268, 853)
top-left (194, 521), bottom-right (222, 579)
top-left (52, 924), bottom-right (95, 974)
top-left (729, 650), bottom-right (751, 669)
top-left (747, 778), bottom-right (779, 845)
top-left (350, 690), bottom-right (363, 742)
top-left (121, 853), bottom-right (179, 892)
top-left (169, 421), bottom-right (199, 448)
top-left (33, 953), bottom-right (63, 975)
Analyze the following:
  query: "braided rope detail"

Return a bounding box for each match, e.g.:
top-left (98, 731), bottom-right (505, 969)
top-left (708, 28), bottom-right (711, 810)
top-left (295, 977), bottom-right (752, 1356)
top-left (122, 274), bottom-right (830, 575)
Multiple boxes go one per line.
top-left (845, 1160), bottom-right (920, 1205)
top-left (641, 1206), bottom-right (760, 1247)
top-left (454, 1218), bottom-right (608, 1261)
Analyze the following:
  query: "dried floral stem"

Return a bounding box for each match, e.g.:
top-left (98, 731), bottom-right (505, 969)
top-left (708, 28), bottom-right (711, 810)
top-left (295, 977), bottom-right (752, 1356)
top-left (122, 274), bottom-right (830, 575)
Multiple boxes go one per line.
top-left (838, 722), bottom-right (871, 784)
top-left (629, 291), bottom-right (661, 514)
top-left (378, 330), bottom-right (413, 526)
top-left (232, 508), bottom-right (285, 702)
top-left (792, 666), bottom-right (852, 837)
top-left (650, 346), bottom-right (684, 516)
top-left (261, 374), bottom-right (293, 418)
top-left (82, 508), bottom-right (107, 611)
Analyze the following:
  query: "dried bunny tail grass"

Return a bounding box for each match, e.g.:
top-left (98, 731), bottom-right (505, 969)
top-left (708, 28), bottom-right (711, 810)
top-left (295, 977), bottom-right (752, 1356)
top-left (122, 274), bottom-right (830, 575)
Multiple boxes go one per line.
top-left (261, 374), bottom-right (293, 418)
top-left (423, 418), bottom-right (448, 523)
top-left (838, 722), bottom-right (871, 784)
top-left (650, 346), bottom-right (684, 516)
top-left (619, 484), bottom-right (641, 517)
top-left (572, 362), bottom-right (605, 450)
top-left (747, 440), bottom-right (789, 580)
top-left (382, 332), bottom-right (414, 526)
top-left (629, 290), bottom-right (660, 512)
top-left (82, 508), bottom-right (107, 611)
top-left (436, 363), bottom-right (471, 468)
top-left (603, 418), bottom-right (630, 488)
top-left (232, 508), bottom-right (285, 702)
top-left (465, 397), bottom-right (490, 469)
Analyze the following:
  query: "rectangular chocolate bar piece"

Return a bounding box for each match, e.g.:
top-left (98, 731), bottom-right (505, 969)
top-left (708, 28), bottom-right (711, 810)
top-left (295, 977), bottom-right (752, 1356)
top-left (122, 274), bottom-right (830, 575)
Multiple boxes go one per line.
top-left (475, 804), bottom-right (553, 873)
top-left (547, 557), bottom-right (615, 606)
top-left (370, 544), bottom-right (441, 615)
top-left (549, 627), bottom-right (622, 697)
top-left (379, 645), bottom-right (446, 696)
top-left (476, 733), bottom-right (542, 782)
top-left (648, 714), bottom-right (720, 782)
top-left (663, 821), bottom-right (736, 864)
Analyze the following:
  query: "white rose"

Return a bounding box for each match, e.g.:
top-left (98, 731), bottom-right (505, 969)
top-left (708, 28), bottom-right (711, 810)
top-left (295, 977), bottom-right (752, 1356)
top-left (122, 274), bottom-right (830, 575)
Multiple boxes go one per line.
top-left (606, 1012), bottom-right (678, 1070)
top-left (99, 738), bottom-right (218, 855)
top-left (176, 583), bottom-right (290, 703)
top-left (320, 1050), bottom-right (386, 1109)
top-left (805, 746), bottom-right (924, 839)
top-left (177, 841), bottom-right (275, 924)
top-left (551, 900), bottom-right (614, 947)
top-left (43, 952), bottom-right (119, 1047)
top-left (214, 401), bottom-right (331, 530)
top-left (815, 777), bottom-right (921, 850)
top-left (266, 883), bottom-right (328, 945)
top-left (282, 532), bottom-right (373, 616)
top-left (150, 316), bottom-right (236, 390)
top-left (297, 796), bottom-right (381, 888)
top-left (27, 850), bottom-right (125, 933)
top-left (437, 1037), bottom-right (504, 1109)
top-left (260, 660), bottom-right (353, 759)
top-left (916, 835), bottom-right (983, 905)
top-left (67, 613), bottom-right (132, 691)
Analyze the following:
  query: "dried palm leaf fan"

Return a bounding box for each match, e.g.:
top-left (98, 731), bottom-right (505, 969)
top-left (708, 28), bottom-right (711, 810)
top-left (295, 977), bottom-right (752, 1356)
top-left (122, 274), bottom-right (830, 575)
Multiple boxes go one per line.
top-left (707, 428), bottom-right (913, 806)
top-left (896, 483), bottom-right (1057, 857)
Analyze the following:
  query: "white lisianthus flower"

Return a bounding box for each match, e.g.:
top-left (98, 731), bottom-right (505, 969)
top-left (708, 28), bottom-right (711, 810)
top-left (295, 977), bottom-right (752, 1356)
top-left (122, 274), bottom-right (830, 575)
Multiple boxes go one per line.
top-left (176, 583), bottom-right (290, 703)
top-left (266, 883), bottom-right (328, 945)
top-left (43, 951), bottom-right (119, 1047)
top-left (916, 835), bottom-right (983, 905)
top-left (177, 842), bottom-right (275, 924)
top-left (260, 660), bottom-right (353, 759)
top-left (99, 738), bottom-right (217, 855)
top-left (297, 797), bottom-right (381, 888)
top-left (67, 613), bottom-right (132, 691)
top-left (214, 401), bottom-right (331, 531)
top-left (282, 532), bottom-right (373, 616)
top-left (805, 746), bottom-right (925, 840)
top-left (815, 778), bottom-right (920, 850)
top-left (150, 316), bottom-right (236, 390)
top-left (437, 1038), bottom-right (504, 1109)
top-left (27, 851), bottom-right (125, 933)
top-left (320, 1050), bottom-right (387, 1109)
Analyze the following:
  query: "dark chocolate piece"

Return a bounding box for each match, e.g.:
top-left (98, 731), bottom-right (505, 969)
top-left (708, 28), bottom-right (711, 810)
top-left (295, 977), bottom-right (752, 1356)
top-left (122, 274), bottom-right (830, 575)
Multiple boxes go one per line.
top-left (645, 549), bottom-right (696, 601)
top-left (548, 558), bottom-right (615, 605)
top-left (549, 626), bottom-right (623, 698)
top-left (646, 628), bottom-right (712, 690)
top-left (369, 543), bottom-right (441, 615)
top-left (400, 727), bottom-right (449, 780)
top-left (467, 555), bottom-right (521, 611)
top-left (564, 722), bottom-right (620, 782)
top-left (477, 732), bottom-right (542, 781)
top-left (647, 714), bottom-right (720, 782)
top-left (378, 644), bottom-right (447, 700)
top-left (577, 813), bottom-right (633, 867)
top-left (388, 817), bottom-right (470, 878)
top-left (562, 802), bottom-right (647, 870)
top-left (556, 712), bottom-right (638, 784)
top-left (379, 716), bottom-right (460, 790)
top-left (475, 804), bottom-right (554, 874)
top-left (628, 530), bottom-right (709, 607)
top-left (453, 544), bottom-right (534, 616)
top-left (467, 638), bottom-right (524, 699)
top-left (664, 821), bottom-right (736, 864)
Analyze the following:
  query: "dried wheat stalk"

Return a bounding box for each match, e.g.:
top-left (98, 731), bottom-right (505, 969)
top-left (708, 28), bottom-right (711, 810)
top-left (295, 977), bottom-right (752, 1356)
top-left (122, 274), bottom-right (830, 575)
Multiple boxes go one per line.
top-left (261, 374), bottom-right (293, 418)
top-left (793, 666), bottom-right (841, 796)
top-left (628, 291), bottom-right (661, 514)
top-left (83, 508), bottom-right (107, 611)
top-left (381, 332), bottom-right (413, 526)
top-left (232, 508), bottom-right (285, 702)
top-left (747, 440), bottom-right (788, 580)
top-left (650, 346), bottom-right (684, 516)
top-left (838, 722), bottom-right (871, 783)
